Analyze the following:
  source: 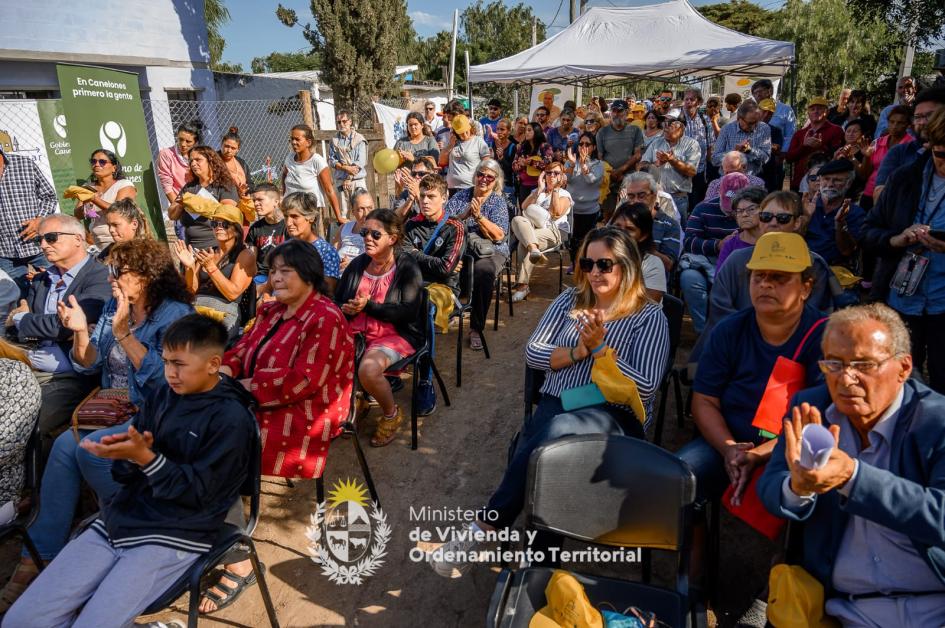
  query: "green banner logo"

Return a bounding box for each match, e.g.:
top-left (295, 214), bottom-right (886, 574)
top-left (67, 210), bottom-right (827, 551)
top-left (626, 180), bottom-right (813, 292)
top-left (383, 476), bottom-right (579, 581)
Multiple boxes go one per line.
top-left (36, 100), bottom-right (75, 210)
top-left (56, 64), bottom-right (166, 240)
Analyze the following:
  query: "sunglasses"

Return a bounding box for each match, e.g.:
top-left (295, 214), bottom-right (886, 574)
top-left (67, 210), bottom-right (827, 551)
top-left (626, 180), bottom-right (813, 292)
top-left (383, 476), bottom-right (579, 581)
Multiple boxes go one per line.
top-left (658, 96), bottom-right (672, 102)
top-left (359, 228), bottom-right (385, 240)
top-left (476, 172), bottom-right (496, 183)
top-left (35, 232), bottom-right (79, 244)
top-left (209, 220), bottom-right (232, 229)
top-left (336, 119), bottom-right (350, 124)
top-left (758, 211), bottom-right (795, 224)
top-left (807, 174), bottom-right (820, 182)
top-left (933, 150), bottom-right (945, 160)
top-left (411, 170), bottom-right (429, 178)
top-left (578, 257), bottom-right (616, 273)
top-left (108, 265), bottom-right (130, 279)
top-left (578, 141), bottom-right (594, 147)
top-left (425, 107), bottom-right (435, 111)
top-left (89, 158), bottom-right (110, 167)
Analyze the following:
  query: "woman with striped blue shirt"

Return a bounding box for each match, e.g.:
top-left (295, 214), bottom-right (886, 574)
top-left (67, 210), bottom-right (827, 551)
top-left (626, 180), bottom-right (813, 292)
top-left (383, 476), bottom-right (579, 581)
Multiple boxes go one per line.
top-left (429, 227), bottom-right (669, 577)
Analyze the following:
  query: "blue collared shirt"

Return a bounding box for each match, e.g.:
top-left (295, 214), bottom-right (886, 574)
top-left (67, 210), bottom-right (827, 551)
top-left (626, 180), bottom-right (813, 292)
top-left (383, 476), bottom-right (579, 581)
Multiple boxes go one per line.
top-left (711, 121), bottom-right (772, 176)
top-left (770, 101), bottom-right (797, 151)
top-left (683, 110), bottom-right (715, 174)
top-left (781, 389), bottom-right (945, 627)
top-left (14, 255), bottom-right (92, 373)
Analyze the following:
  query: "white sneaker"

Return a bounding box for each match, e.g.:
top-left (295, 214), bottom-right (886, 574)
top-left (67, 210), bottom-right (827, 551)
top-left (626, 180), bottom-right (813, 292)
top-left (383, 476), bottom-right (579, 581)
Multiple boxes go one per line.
top-left (427, 523), bottom-right (482, 578)
top-left (528, 250), bottom-right (548, 265)
top-left (511, 287), bottom-right (529, 302)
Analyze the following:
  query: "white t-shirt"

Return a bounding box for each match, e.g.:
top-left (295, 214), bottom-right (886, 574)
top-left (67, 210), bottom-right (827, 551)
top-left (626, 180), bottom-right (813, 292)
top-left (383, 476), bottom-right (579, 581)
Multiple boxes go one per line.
top-left (534, 189), bottom-right (574, 233)
top-left (284, 152), bottom-right (330, 206)
top-left (446, 135), bottom-right (490, 189)
top-left (642, 253), bottom-right (667, 294)
top-left (86, 179), bottom-right (136, 247)
top-left (337, 220), bottom-right (365, 262)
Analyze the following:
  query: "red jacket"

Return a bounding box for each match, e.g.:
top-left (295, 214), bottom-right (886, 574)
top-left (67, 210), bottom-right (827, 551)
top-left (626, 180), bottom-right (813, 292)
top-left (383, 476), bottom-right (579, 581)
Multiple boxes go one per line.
top-left (785, 121), bottom-right (844, 189)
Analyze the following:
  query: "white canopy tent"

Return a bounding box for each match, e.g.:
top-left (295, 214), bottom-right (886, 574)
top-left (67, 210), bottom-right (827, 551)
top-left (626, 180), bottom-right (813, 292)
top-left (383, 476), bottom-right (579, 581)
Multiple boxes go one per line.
top-left (468, 0), bottom-right (795, 86)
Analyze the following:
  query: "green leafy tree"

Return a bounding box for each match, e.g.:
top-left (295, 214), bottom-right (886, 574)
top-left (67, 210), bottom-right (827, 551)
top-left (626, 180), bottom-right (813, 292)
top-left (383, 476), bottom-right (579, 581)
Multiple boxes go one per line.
top-left (845, 0), bottom-right (945, 48)
top-left (697, 0), bottom-right (771, 37)
top-left (276, 1), bottom-right (412, 110)
top-left (205, 0), bottom-right (243, 72)
top-left (251, 52), bottom-right (321, 74)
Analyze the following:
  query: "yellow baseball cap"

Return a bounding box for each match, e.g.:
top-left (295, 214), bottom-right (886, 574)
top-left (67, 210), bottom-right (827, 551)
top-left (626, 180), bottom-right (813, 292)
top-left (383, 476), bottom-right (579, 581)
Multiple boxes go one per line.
top-left (529, 571), bottom-right (603, 628)
top-left (758, 98), bottom-right (777, 113)
top-left (746, 232), bottom-right (812, 273)
top-left (807, 96), bottom-right (829, 108)
top-left (451, 114), bottom-right (471, 134)
top-left (630, 103), bottom-right (646, 113)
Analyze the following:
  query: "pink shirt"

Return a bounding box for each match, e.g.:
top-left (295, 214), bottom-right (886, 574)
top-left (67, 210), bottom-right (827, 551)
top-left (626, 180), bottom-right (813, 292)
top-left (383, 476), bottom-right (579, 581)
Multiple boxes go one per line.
top-left (864, 133), bottom-right (914, 196)
top-left (157, 146), bottom-right (191, 198)
top-left (348, 265), bottom-right (414, 358)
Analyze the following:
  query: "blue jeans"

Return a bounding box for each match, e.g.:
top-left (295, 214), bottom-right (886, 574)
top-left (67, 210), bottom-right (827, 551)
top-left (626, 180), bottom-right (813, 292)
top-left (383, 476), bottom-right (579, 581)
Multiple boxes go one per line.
top-left (679, 254), bottom-right (717, 335)
top-left (0, 252), bottom-right (49, 299)
top-left (25, 422), bottom-right (129, 560)
top-left (671, 192), bottom-right (690, 225)
top-left (485, 394), bottom-right (644, 528)
top-left (676, 436), bottom-right (729, 503)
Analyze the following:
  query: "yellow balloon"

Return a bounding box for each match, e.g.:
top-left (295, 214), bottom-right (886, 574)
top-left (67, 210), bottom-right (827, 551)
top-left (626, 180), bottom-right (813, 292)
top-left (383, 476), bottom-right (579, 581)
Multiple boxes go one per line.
top-left (373, 148), bottom-right (401, 175)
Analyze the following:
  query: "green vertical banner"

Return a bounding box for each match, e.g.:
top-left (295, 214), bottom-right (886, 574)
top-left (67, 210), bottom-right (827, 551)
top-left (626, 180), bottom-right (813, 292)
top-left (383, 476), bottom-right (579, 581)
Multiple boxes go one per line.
top-left (56, 64), bottom-right (166, 240)
top-left (36, 100), bottom-right (76, 211)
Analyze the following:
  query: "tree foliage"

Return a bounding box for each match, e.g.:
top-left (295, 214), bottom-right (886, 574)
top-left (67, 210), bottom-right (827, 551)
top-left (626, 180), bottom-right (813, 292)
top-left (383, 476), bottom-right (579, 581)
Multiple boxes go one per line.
top-left (205, 0), bottom-right (243, 72)
top-left (276, 1), bottom-right (413, 109)
top-left (697, 0), bottom-right (771, 37)
top-left (251, 52), bottom-right (321, 74)
top-left (845, 0), bottom-right (945, 47)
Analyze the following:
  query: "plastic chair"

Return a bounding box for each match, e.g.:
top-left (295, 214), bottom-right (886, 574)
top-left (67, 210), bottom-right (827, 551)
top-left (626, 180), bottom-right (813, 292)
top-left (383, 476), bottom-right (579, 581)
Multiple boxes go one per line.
top-left (384, 288), bottom-right (451, 450)
top-left (0, 419), bottom-right (45, 569)
top-left (453, 254), bottom-right (490, 388)
top-left (316, 334), bottom-right (380, 508)
top-left (486, 434), bottom-right (705, 628)
top-left (653, 294), bottom-right (686, 447)
top-left (140, 422), bottom-right (279, 627)
top-left (493, 198), bottom-right (516, 332)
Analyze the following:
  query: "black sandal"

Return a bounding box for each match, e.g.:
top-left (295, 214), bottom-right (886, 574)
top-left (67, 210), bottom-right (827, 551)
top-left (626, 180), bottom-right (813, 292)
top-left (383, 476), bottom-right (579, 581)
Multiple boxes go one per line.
top-left (199, 565), bottom-right (262, 614)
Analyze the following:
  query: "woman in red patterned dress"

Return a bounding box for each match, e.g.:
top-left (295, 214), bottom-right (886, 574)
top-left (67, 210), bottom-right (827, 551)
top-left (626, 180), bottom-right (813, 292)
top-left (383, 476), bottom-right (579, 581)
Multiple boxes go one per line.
top-left (198, 238), bottom-right (354, 613)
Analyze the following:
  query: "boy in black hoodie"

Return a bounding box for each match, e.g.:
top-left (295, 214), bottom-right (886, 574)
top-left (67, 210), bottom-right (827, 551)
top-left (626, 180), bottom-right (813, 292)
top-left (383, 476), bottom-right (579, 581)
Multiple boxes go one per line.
top-left (4, 315), bottom-right (256, 628)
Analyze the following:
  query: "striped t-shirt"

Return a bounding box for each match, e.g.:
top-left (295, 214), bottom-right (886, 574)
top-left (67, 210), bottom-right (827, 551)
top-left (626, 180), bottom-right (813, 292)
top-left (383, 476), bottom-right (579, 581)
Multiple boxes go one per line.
top-left (525, 289), bottom-right (669, 428)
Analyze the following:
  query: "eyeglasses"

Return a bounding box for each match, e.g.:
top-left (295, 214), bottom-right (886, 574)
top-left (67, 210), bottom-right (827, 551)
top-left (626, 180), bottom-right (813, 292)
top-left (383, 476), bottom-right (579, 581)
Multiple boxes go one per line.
top-left (806, 174), bottom-right (820, 182)
top-left (734, 203), bottom-right (759, 215)
top-left (578, 141), bottom-right (594, 147)
top-left (758, 211), bottom-right (795, 224)
top-left (336, 119), bottom-right (350, 125)
top-left (818, 356), bottom-right (898, 377)
top-left (36, 232), bottom-right (80, 245)
top-left (209, 220), bottom-right (232, 229)
top-left (476, 172), bottom-right (496, 183)
top-left (411, 170), bottom-right (430, 178)
top-left (578, 257), bottom-right (616, 273)
top-left (89, 158), bottom-right (110, 167)
top-left (425, 106), bottom-right (435, 111)
top-left (933, 150), bottom-right (945, 160)
top-left (108, 265), bottom-right (131, 279)
top-left (359, 228), bottom-right (385, 240)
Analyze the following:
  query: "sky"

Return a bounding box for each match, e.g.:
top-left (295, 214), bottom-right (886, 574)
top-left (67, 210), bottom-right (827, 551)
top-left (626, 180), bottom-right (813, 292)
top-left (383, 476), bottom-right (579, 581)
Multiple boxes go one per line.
top-left (218, 0), bottom-right (757, 71)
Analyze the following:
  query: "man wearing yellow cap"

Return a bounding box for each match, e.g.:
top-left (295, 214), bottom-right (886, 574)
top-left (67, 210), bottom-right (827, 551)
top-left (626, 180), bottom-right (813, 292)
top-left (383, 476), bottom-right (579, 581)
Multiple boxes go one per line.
top-left (752, 79), bottom-right (796, 151)
top-left (785, 97), bottom-right (845, 190)
top-left (758, 98), bottom-right (785, 192)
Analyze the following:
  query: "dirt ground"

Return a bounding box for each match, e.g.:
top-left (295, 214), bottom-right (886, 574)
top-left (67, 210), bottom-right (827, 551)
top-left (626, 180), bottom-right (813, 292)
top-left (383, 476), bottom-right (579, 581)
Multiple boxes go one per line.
top-left (1, 263), bottom-right (774, 628)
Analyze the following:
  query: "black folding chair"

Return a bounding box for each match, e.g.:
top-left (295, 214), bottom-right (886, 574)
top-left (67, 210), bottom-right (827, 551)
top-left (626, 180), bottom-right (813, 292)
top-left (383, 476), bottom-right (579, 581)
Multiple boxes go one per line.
top-left (139, 422), bottom-right (278, 627)
top-left (453, 254), bottom-right (490, 388)
top-left (493, 198), bottom-right (516, 332)
top-left (487, 434), bottom-right (705, 628)
top-left (653, 294), bottom-right (686, 447)
top-left (0, 419), bottom-right (45, 569)
top-left (317, 334), bottom-right (380, 508)
top-left (384, 288), bottom-right (451, 450)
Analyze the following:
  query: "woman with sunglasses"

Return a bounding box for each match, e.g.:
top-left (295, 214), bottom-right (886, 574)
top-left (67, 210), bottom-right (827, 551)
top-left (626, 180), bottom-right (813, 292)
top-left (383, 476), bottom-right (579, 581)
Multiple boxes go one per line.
top-left (395, 112), bottom-right (440, 164)
top-left (429, 227), bottom-right (668, 577)
top-left (95, 198), bottom-right (151, 262)
top-left (445, 159), bottom-right (510, 351)
top-left (75, 149), bottom-right (137, 248)
top-left (175, 207), bottom-right (255, 335)
top-left (335, 209), bottom-right (424, 446)
top-left (564, 132), bottom-right (605, 262)
top-left (167, 146), bottom-right (239, 251)
top-left (0, 240), bottom-right (194, 610)
top-left (393, 156), bottom-right (437, 218)
top-left (510, 162), bottom-right (573, 302)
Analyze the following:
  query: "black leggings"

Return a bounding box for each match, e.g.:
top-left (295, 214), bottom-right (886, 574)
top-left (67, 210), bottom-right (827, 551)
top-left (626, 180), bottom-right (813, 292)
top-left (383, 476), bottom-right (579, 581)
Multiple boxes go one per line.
top-left (570, 212), bottom-right (600, 259)
top-left (471, 252), bottom-right (507, 332)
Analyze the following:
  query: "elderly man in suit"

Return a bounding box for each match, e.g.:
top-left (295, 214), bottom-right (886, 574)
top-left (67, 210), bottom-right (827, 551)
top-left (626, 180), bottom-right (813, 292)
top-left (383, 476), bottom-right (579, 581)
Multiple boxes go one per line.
top-left (5, 214), bottom-right (110, 437)
top-left (759, 303), bottom-right (945, 627)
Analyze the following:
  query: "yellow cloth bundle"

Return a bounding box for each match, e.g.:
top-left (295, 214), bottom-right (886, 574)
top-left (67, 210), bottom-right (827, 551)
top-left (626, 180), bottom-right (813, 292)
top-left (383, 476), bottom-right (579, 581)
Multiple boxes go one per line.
top-left (768, 564), bottom-right (840, 628)
top-left (195, 305), bottom-right (227, 323)
top-left (181, 193), bottom-right (243, 226)
top-left (237, 197), bottom-right (256, 223)
top-left (589, 347), bottom-right (646, 424)
top-left (426, 283), bottom-right (455, 334)
top-left (829, 265), bottom-right (861, 290)
top-left (64, 186), bottom-right (95, 203)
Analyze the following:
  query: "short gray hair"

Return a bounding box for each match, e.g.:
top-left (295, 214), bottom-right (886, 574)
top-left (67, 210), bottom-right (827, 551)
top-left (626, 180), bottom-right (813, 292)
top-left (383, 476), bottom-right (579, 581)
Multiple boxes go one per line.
top-left (723, 150), bottom-right (747, 171)
top-left (684, 88), bottom-right (704, 102)
top-left (737, 101), bottom-right (760, 119)
top-left (351, 188), bottom-right (373, 206)
top-left (823, 303), bottom-right (911, 357)
top-left (476, 158), bottom-right (505, 194)
top-left (622, 171), bottom-right (658, 195)
top-left (41, 214), bottom-right (85, 236)
top-left (281, 191), bottom-right (319, 222)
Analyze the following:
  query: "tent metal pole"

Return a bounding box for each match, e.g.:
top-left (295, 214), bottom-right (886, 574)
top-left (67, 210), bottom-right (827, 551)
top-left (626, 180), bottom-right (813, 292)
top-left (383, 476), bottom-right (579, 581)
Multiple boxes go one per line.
top-left (466, 50), bottom-right (473, 119)
top-left (514, 88), bottom-right (519, 118)
top-left (448, 9), bottom-right (459, 100)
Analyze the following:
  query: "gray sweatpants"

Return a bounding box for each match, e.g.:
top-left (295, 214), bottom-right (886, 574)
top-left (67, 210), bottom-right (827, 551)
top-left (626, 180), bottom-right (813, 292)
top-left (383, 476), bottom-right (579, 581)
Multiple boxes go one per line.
top-left (3, 529), bottom-right (199, 628)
